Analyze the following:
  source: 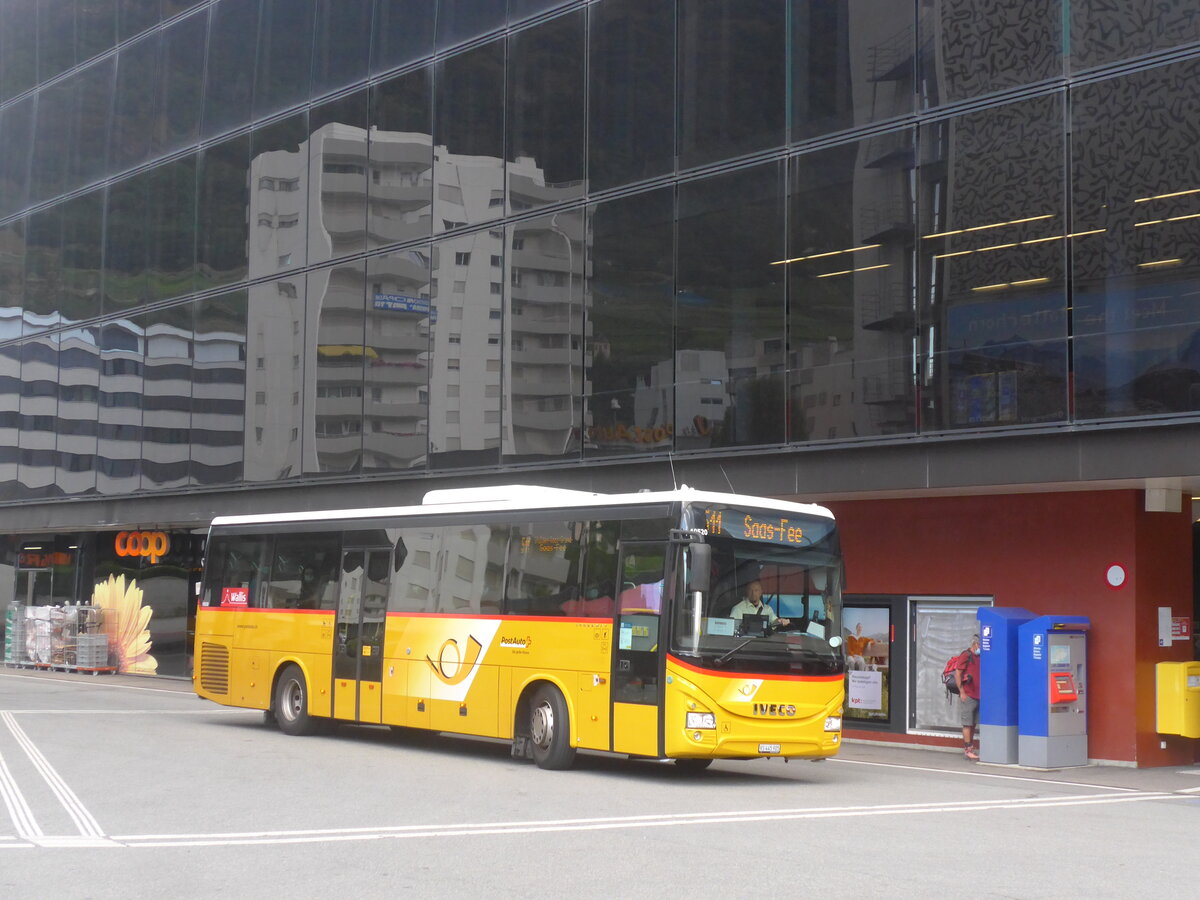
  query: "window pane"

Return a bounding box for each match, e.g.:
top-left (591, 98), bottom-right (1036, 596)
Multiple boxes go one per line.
top-left (433, 524), bottom-right (507, 614)
top-left (507, 11), bottom-right (585, 214)
top-left (17, 336), bottom-right (60, 499)
top-left (39, 0), bottom-right (78, 83)
top-left (1072, 59), bottom-right (1200, 419)
top-left (96, 320), bottom-right (143, 495)
top-left (310, 91), bottom-right (368, 265)
top-left (31, 77), bottom-right (75, 204)
top-left (192, 289), bottom-right (248, 485)
top-left (157, 8), bottom-right (206, 156)
top-left (364, 248), bottom-right (431, 471)
top-left (73, 56), bottom-right (115, 187)
top-left (150, 155), bottom-right (197, 302)
top-left (311, 0), bottom-right (372, 97)
top-left (677, 163), bottom-right (787, 448)
top-left (202, 0), bottom-right (259, 139)
top-left (919, 95), bottom-right (1067, 429)
top-left (429, 231), bottom-right (502, 468)
top-left (505, 209), bottom-right (583, 463)
top-left (1, 0), bottom-right (38, 101)
top-left (61, 190), bottom-right (105, 322)
top-left (435, 0), bottom-right (504, 50)
top-left (586, 189), bottom-right (674, 458)
top-left (1071, 1), bottom-right (1200, 71)
top-left (369, 68), bottom-right (433, 247)
top-left (372, 0), bottom-right (434, 74)
top-left (255, 0), bottom-right (314, 119)
top-left (251, 111), bottom-right (308, 276)
top-left (587, 0), bottom-right (674, 192)
top-left (678, 0), bottom-right (786, 169)
top-left (141, 304), bottom-right (194, 491)
top-left (77, 0), bottom-right (118, 64)
top-left (308, 260), bottom-right (366, 474)
top-left (792, 0), bottom-right (915, 141)
top-left (104, 171), bottom-right (153, 312)
top-left (0, 222), bottom-right (27, 338)
top-left (244, 276), bottom-right (306, 481)
top-left (918, 0), bottom-right (1061, 107)
top-left (111, 31), bottom-right (161, 172)
top-left (0, 344), bottom-right (17, 501)
top-left (197, 134), bottom-right (251, 290)
top-left (268, 533), bottom-right (342, 609)
top-left (788, 135), bottom-right (916, 441)
top-left (56, 324), bottom-right (101, 496)
top-left (0, 97), bottom-right (34, 217)
top-left (433, 40), bottom-right (504, 232)
top-left (118, 0), bottom-right (159, 42)
top-left (23, 205), bottom-right (63, 335)
top-left (202, 534), bottom-right (273, 607)
top-left (505, 520), bottom-right (583, 616)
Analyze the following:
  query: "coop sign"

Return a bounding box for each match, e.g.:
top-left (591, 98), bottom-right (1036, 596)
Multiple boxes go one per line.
top-left (115, 530), bottom-right (171, 564)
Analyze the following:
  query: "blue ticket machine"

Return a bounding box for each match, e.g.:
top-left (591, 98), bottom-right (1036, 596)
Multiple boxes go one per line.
top-left (1017, 615), bottom-right (1090, 768)
top-left (978, 606), bottom-right (1034, 764)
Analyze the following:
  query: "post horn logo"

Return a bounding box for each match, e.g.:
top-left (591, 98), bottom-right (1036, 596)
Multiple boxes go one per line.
top-left (426, 635), bottom-right (483, 686)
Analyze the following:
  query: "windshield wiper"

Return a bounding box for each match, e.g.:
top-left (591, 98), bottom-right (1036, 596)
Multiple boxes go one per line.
top-left (713, 635), bottom-right (769, 666)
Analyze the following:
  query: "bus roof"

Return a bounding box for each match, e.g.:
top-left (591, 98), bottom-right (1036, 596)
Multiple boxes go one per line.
top-left (208, 484), bottom-right (833, 528)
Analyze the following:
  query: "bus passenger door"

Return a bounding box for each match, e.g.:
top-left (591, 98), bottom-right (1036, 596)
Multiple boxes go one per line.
top-left (611, 542), bottom-right (667, 757)
top-left (332, 548), bottom-right (389, 723)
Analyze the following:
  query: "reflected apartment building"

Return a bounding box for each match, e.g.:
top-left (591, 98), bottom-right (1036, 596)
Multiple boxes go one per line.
top-left (1, 1), bottom-right (1200, 765)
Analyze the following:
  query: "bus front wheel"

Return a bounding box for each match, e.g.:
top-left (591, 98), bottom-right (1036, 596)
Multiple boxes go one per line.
top-left (274, 664), bottom-right (319, 736)
top-left (529, 684), bottom-right (576, 770)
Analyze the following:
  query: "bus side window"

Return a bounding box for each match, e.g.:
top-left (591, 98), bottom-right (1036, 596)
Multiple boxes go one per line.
top-left (205, 535), bottom-right (273, 608)
top-left (505, 520), bottom-right (581, 616)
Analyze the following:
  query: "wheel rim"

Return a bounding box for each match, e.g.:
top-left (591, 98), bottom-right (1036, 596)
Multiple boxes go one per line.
top-left (530, 699), bottom-right (554, 750)
top-left (282, 678), bottom-right (303, 722)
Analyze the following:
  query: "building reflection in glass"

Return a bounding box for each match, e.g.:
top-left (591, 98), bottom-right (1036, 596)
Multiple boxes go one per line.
top-left (505, 210), bottom-right (583, 462)
top-left (308, 260), bottom-right (367, 474)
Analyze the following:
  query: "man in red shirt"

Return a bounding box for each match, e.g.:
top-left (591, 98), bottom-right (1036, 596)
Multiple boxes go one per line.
top-left (954, 635), bottom-right (982, 760)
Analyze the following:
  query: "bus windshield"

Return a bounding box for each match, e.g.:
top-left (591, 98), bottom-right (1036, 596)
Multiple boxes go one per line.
top-left (671, 507), bottom-right (843, 677)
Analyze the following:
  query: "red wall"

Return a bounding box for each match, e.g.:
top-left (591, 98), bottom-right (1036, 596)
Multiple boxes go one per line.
top-left (826, 490), bottom-right (1194, 766)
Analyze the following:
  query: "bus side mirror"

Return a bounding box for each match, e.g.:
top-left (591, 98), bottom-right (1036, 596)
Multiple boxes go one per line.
top-left (687, 544), bottom-right (711, 593)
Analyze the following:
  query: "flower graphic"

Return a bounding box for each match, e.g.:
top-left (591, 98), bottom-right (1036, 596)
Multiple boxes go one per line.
top-left (90, 574), bottom-right (158, 675)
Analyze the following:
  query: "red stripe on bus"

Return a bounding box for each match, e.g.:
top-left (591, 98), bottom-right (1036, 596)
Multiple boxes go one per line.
top-left (667, 653), bottom-right (843, 683)
top-left (384, 612), bottom-right (604, 624)
top-left (203, 607), bottom-right (330, 615)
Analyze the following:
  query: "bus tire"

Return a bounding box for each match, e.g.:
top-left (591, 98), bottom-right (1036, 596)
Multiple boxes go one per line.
top-left (673, 758), bottom-right (713, 773)
top-left (274, 664), bottom-right (319, 737)
top-left (529, 684), bottom-right (576, 770)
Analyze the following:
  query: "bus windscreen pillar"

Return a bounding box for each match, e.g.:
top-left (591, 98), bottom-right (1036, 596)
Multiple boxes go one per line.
top-left (1017, 615), bottom-right (1090, 768)
top-left (978, 606), bottom-right (1034, 764)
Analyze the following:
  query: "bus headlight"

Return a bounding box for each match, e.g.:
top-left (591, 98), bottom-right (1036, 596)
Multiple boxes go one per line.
top-left (824, 716), bottom-right (842, 732)
top-left (686, 712), bottom-right (716, 730)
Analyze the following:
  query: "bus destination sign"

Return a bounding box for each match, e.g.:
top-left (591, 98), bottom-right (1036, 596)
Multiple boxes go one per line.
top-left (703, 507), bottom-right (811, 546)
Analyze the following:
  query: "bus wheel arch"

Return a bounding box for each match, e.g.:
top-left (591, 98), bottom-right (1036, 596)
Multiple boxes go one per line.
top-left (272, 662), bottom-right (320, 737)
top-left (514, 680), bottom-right (576, 770)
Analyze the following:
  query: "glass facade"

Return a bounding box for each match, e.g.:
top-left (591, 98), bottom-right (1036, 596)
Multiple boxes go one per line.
top-left (0, 0), bottom-right (1195, 501)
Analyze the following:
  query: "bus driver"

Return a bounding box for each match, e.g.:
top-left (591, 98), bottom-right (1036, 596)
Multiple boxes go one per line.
top-left (729, 580), bottom-right (791, 630)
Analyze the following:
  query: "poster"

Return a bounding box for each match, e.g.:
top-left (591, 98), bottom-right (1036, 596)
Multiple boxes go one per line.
top-left (843, 606), bottom-right (891, 722)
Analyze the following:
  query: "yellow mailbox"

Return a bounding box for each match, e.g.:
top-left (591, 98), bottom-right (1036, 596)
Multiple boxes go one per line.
top-left (1156, 661), bottom-right (1200, 739)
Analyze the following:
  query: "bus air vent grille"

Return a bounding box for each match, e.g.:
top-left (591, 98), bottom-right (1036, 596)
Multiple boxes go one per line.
top-left (199, 642), bottom-right (230, 694)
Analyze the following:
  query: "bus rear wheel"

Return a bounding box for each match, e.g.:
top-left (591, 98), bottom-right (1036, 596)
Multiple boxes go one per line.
top-left (274, 664), bottom-right (319, 736)
top-left (529, 684), bottom-right (576, 770)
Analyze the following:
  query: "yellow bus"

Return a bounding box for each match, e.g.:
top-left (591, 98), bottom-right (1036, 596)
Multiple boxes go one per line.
top-left (193, 484), bottom-right (845, 770)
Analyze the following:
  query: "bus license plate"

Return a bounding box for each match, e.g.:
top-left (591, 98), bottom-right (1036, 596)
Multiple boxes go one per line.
top-left (758, 743), bottom-right (781, 754)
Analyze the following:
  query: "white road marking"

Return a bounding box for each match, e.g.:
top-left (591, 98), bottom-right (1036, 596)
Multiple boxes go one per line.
top-left (0, 709), bottom-right (258, 715)
top-left (0, 751), bottom-right (43, 839)
top-left (0, 672), bottom-right (192, 695)
top-left (830, 756), bottom-right (1142, 792)
top-left (110, 791), bottom-right (1188, 849)
top-left (1, 712), bottom-right (104, 838)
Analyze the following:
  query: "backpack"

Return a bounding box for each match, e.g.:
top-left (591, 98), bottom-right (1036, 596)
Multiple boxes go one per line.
top-left (942, 651), bottom-right (970, 696)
